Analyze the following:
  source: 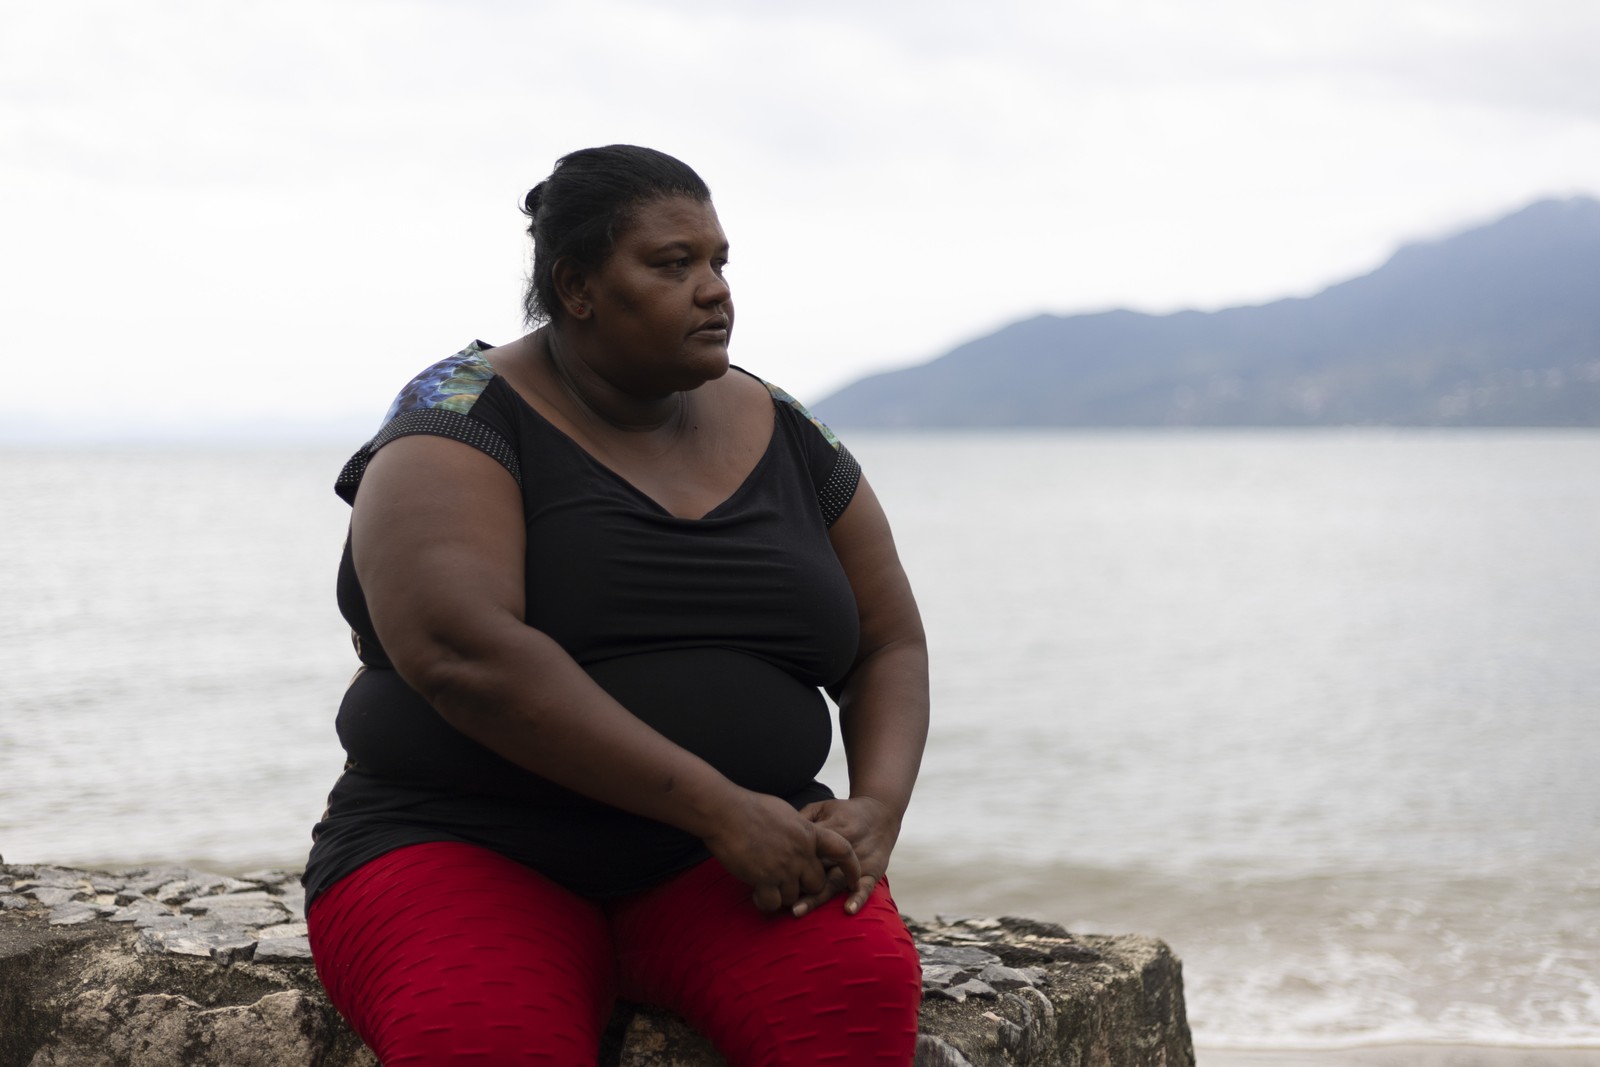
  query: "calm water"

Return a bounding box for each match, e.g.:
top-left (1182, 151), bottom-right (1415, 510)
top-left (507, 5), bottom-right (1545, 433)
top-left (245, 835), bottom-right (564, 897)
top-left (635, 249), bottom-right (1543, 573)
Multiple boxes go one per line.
top-left (3, 431), bottom-right (1598, 1053)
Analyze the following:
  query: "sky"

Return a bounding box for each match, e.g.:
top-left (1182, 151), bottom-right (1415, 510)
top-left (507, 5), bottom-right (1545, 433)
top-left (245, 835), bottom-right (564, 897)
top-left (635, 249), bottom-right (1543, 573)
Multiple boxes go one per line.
top-left (4, 0), bottom-right (1599, 440)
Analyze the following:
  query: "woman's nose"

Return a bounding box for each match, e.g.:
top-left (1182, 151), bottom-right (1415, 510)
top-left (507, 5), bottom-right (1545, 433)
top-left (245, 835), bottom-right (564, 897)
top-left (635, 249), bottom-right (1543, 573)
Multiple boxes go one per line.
top-left (697, 269), bottom-right (730, 306)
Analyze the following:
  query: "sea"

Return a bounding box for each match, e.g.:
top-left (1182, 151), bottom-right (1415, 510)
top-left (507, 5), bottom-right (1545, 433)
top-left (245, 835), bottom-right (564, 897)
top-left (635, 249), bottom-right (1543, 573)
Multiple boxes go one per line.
top-left (3, 430), bottom-right (1598, 1064)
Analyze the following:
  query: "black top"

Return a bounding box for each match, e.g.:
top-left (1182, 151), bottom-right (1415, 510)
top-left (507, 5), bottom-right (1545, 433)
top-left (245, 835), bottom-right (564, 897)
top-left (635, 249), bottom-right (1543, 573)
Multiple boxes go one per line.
top-left (303, 342), bottom-right (863, 904)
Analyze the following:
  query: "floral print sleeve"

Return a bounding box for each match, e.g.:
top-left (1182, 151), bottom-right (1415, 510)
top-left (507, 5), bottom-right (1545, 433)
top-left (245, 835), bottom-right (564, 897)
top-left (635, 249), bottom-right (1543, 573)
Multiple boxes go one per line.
top-left (335, 342), bottom-right (522, 504)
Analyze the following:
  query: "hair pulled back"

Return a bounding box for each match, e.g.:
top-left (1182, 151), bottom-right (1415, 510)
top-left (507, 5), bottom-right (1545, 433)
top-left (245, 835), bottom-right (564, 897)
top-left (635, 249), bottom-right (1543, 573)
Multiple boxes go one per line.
top-left (521, 145), bottom-right (712, 325)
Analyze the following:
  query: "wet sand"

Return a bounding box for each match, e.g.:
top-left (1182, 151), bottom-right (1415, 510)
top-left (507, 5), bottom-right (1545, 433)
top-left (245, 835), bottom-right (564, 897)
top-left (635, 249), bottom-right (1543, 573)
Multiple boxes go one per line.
top-left (1201, 1047), bottom-right (1600, 1067)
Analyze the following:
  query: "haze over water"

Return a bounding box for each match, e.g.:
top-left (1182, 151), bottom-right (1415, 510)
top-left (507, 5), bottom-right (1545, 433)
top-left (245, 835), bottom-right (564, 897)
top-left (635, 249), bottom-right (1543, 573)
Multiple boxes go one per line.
top-left (3, 431), bottom-right (1597, 1056)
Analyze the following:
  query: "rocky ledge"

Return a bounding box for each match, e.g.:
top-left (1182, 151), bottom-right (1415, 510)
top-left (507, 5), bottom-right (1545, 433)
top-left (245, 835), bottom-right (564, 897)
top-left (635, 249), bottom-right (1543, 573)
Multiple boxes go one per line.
top-left (1, 863), bottom-right (1193, 1067)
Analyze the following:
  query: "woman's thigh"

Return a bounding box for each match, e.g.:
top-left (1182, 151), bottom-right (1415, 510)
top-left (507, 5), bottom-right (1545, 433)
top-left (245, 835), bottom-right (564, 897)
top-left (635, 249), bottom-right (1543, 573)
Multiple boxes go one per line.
top-left (609, 858), bottom-right (922, 1066)
top-left (307, 841), bottom-right (615, 1066)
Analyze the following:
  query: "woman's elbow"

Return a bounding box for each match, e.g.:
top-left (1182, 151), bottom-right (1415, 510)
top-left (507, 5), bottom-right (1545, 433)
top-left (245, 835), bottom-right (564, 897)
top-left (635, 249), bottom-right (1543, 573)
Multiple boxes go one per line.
top-left (386, 622), bottom-right (525, 727)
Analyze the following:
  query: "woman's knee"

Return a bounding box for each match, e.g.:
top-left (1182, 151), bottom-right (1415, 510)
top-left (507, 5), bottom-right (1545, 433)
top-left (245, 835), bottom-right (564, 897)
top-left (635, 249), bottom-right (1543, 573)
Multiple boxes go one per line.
top-left (802, 883), bottom-right (924, 1017)
top-left (616, 868), bottom-right (922, 1064)
top-left (704, 896), bottom-right (922, 1065)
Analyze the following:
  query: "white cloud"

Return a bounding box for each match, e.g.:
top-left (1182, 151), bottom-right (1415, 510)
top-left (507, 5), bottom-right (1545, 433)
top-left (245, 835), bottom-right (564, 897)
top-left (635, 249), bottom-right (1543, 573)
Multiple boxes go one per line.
top-left (3, 0), bottom-right (1597, 436)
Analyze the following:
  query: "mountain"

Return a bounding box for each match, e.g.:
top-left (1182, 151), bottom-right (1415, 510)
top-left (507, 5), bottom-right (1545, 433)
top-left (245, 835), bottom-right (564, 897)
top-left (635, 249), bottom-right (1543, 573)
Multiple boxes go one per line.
top-left (815, 197), bottom-right (1600, 427)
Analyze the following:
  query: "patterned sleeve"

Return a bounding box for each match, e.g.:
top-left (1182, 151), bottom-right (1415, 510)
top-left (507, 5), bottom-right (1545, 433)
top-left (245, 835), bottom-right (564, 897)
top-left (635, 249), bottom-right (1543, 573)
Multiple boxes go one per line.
top-left (334, 341), bottom-right (522, 505)
top-left (761, 379), bottom-right (861, 526)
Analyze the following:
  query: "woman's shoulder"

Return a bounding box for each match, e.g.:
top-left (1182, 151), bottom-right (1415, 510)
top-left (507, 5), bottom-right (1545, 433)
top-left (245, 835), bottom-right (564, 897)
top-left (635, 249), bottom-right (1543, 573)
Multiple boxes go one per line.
top-left (335, 342), bottom-right (521, 504)
top-left (379, 341), bottom-right (502, 425)
top-left (730, 366), bottom-right (843, 452)
top-left (725, 366), bottom-right (858, 525)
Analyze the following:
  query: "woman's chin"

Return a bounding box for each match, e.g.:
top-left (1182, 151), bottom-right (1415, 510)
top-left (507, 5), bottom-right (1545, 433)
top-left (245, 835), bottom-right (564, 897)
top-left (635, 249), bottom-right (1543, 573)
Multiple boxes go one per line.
top-left (669, 347), bottom-right (731, 390)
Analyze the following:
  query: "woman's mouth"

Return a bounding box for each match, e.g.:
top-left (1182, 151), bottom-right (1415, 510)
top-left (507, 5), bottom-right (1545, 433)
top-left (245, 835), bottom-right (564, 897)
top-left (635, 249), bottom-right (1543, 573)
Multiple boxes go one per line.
top-left (692, 317), bottom-right (730, 340)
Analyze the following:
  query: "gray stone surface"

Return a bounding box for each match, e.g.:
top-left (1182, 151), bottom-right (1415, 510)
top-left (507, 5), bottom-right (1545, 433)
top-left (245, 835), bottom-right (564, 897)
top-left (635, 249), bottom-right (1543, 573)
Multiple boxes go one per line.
top-left (45, 903), bottom-right (102, 927)
top-left (108, 898), bottom-right (174, 925)
top-left (253, 936), bottom-right (314, 963)
top-left (1, 864), bottom-right (1194, 1067)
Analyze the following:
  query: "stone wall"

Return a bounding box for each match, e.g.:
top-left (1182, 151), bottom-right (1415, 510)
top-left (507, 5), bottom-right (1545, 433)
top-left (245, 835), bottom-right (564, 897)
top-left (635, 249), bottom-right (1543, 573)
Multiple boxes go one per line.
top-left (1, 863), bottom-right (1194, 1067)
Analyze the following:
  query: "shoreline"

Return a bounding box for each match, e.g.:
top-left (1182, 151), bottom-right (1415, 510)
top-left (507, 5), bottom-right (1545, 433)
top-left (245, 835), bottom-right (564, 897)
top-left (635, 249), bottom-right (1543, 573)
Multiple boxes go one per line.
top-left (1200, 1045), bottom-right (1600, 1067)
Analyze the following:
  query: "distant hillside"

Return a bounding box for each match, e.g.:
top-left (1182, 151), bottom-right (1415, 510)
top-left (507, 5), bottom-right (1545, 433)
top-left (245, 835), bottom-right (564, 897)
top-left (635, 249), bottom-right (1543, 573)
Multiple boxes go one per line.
top-left (816, 197), bottom-right (1600, 427)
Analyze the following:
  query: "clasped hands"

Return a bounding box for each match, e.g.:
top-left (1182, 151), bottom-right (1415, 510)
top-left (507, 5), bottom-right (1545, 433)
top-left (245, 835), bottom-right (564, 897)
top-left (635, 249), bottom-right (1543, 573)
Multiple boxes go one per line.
top-left (704, 792), bottom-right (900, 918)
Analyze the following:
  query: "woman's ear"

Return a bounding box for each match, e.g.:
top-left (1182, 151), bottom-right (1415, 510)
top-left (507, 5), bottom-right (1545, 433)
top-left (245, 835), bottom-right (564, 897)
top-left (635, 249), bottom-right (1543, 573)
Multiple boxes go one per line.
top-left (551, 257), bottom-right (591, 321)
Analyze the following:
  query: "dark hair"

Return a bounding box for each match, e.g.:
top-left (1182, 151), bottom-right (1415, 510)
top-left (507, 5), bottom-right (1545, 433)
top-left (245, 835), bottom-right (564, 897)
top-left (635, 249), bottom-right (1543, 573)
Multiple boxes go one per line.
top-left (521, 145), bottom-right (712, 325)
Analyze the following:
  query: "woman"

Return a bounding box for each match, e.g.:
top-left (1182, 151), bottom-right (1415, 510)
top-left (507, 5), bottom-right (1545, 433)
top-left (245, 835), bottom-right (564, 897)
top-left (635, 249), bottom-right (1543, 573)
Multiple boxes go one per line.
top-left (304, 145), bottom-right (929, 1065)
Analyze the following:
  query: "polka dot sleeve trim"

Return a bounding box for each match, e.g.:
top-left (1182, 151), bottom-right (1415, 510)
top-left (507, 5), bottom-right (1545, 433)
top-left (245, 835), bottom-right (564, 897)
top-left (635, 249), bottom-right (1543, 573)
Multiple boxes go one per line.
top-left (751, 373), bottom-right (860, 525)
top-left (819, 445), bottom-right (860, 527)
top-left (335, 409), bottom-right (522, 503)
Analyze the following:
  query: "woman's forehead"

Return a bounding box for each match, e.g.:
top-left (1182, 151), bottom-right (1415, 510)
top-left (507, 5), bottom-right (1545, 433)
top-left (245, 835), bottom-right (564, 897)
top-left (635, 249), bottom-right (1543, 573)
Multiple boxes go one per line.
top-left (623, 196), bottom-right (727, 248)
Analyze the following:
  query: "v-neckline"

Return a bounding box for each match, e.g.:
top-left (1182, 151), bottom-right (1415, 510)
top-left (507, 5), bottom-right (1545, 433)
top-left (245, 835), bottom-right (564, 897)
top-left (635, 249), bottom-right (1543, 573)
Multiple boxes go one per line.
top-left (480, 348), bottom-right (779, 522)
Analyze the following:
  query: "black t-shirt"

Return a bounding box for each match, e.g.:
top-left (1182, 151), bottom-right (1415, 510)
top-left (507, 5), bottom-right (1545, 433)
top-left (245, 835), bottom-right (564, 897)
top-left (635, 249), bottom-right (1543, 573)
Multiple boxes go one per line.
top-left (302, 342), bottom-right (863, 904)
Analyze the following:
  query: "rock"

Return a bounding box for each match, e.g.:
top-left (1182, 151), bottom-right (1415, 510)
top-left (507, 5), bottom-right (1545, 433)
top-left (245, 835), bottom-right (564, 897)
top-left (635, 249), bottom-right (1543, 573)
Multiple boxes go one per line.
top-left (920, 943), bottom-right (1003, 969)
top-left (255, 922), bottom-right (309, 941)
top-left (153, 880), bottom-right (199, 905)
top-left (46, 903), bottom-right (102, 927)
top-left (182, 891), bottom-right (280, 912)
top-left (133, 911), bottom-right (191, 932)
top-left (975, 962), bottom-right (1038, 989)
top-left (276, 888), bottom-right (307, 920)
top-left (0, 863), bottom-right (1195, 1066)
top-left (916, 1033), bottom-right (977, 1066)
top-left (928, 978), bottom-right (999, 1002)
top-left (116, 869), bottom-right (195, 899)
top-left (140, 926), bottom-right (260, 965)
top-left (24, 888), bottom-right (81, 908)
top-left (27, 988), bottom-right (362, 1067)
top-left (12, 869), bottom-right (87, 892)
top-left (108, 898), bottom-right (175, 925)
top-left (901, 916), bottom-right (1194, 1066)
top-left (921, 962), bottom-right (968, 988)
top-left (253, 936), bottom-right (314, 963)
top-left (186, 903), bottom-right (293, 928)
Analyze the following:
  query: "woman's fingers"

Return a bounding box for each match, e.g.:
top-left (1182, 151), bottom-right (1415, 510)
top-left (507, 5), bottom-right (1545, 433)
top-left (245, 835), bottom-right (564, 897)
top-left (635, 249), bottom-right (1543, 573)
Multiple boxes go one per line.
top-left (751, 882), bottom-right (784, 913)
top-left (799, 858), bottom-right (828, 896)
top-left (845, 874), bottom-right (878, 915)
top-left (754, 865), bottom-right (822, 914)
top-left (790, 863), bottom-right (853, 918)
top-left (789, 827), bottom-right (865, 918)
top-left (789, 799), bottom-right (907, 918)
top-left (813, 826), bottom-right (862, 890)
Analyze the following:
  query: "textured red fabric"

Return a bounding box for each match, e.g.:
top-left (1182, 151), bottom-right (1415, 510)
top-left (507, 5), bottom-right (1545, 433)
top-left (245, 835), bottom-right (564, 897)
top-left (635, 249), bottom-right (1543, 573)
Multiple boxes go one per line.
top-left (307, 842), bottom-right (921, 1066)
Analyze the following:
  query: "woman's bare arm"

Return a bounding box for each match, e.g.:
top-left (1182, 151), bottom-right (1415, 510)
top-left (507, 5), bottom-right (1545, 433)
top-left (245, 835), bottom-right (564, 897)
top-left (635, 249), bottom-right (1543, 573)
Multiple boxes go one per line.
top-left (351, 434), bottom-right (858, 912)
top-left (795, 475), bottom-right (930, 915)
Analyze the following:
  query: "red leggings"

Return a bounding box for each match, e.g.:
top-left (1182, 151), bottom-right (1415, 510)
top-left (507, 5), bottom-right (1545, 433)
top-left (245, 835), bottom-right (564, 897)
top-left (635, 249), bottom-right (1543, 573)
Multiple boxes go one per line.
top-left (307, 842), bottom-right (922, 1065)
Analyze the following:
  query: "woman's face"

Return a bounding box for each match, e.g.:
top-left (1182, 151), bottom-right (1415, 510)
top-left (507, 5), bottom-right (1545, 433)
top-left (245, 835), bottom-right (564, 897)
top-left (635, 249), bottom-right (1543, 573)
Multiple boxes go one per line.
top-left (579, 195), bottom-right (734, 394)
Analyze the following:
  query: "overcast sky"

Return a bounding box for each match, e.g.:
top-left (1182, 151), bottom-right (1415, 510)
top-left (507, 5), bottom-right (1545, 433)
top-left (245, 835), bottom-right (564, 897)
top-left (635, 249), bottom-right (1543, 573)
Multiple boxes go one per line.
top-left (5, 0), bottom-right (1599, 439)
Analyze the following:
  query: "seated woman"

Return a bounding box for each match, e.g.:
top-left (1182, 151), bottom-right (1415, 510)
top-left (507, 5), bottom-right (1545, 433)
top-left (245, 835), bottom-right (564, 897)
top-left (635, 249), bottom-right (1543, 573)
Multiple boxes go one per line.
top-left (303, 145), bottom-right (930, 1065)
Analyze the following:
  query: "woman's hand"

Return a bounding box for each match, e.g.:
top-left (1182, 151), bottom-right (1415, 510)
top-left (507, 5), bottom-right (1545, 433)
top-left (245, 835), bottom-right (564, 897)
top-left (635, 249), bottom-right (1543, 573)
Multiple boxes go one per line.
top-left (702, 790), bottom-right (862, 914)
top-left (789, 796), bottom-right (902, 917)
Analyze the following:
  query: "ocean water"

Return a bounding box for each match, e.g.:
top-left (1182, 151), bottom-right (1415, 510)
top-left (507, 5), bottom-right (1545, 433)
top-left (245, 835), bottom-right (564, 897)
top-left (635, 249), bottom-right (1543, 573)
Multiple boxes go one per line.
top-left (2, 431), bottom-right (1598, 1056)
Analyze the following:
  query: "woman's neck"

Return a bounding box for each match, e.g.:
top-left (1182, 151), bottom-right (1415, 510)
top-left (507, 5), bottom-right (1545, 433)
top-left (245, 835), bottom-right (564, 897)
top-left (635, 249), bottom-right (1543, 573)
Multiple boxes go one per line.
top-left (539, 326), bottom-right (689, 436)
